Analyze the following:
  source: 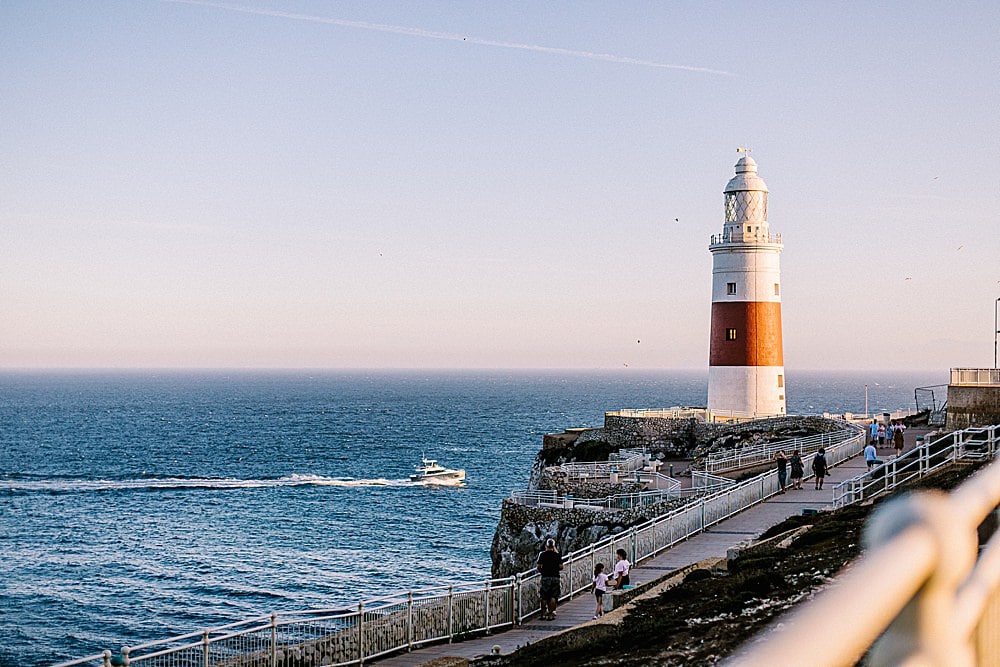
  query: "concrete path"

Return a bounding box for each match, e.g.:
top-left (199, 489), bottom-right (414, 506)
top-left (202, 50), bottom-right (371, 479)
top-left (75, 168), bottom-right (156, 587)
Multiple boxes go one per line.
top-left (376, 438), bottom-right (915, 666)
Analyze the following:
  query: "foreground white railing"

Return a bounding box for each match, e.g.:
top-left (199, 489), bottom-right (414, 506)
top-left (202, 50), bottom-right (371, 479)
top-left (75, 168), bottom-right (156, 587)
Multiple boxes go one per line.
top-left (56, 432), bottom-right (868, 667)
top-left (703, 424), bottom-right (862, 474)
top-left (729, 424), bottom-right (1000, 667)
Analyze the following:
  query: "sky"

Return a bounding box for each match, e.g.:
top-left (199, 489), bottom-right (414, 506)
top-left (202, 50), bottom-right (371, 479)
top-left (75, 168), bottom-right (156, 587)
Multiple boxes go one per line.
top-left (2, 1), bottom-right (999, 372)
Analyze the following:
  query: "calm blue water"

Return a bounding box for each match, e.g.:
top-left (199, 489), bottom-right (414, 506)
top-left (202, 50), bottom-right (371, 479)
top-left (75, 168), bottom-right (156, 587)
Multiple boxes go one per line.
top-left (0, 369), bottom-right (940, 665)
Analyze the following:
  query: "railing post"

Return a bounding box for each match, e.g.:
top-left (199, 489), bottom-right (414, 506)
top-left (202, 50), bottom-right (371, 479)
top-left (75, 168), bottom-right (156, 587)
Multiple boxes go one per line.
top-left (514, 573), bottom-right (522, 625)
top-left (485, 579), bottom-right (491, 634)
top-left (102, 651), bottom-right (112, 667)
top-left (202, 630), bottom-right (209, 667)
top-left (357, 603), bottom-right (364, 666)
top-left (270, 612), bottom-right (277, 667)
top-left (447, 586), bottom-right (454, 643)
top-left (120, 647), bottom-right (130, 667)
top-left (407, 591), bottom-right (413, 651)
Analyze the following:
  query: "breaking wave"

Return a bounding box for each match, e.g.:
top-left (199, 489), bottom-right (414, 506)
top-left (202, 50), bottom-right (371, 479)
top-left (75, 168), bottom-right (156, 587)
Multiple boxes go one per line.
top-left (0, 473), bottom-right (464, 494)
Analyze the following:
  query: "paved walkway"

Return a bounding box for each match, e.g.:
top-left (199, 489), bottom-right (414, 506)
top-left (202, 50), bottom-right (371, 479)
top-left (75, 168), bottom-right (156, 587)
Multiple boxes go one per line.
top-left (376, 437), bottom-right (917, 666)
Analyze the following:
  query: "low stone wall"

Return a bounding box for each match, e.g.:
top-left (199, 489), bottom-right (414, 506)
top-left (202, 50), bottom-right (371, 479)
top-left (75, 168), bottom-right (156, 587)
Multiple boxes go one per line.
top-left (490, 496), bottom-right (690, 578)
top-left (545, 416), bottom-right (843, 460)
top-left (536, 466), bottom-right (645, 498)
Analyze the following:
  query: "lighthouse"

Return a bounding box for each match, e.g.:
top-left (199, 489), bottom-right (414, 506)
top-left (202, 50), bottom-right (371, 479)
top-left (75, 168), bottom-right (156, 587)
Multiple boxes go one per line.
top-left (707, 153), bottom-right (786, 419)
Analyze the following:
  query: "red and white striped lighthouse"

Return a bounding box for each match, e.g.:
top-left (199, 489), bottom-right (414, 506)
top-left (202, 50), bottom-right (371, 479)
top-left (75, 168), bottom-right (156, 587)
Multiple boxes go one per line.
top-left (707, 153), bottom-right (786, 419)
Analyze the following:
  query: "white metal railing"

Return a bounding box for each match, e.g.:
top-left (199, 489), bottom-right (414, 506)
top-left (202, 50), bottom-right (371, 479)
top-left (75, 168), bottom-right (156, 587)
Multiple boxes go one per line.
top-left (555, 448), bottom-right (648, 480)
top-left (710, 232), bottom-right (782, 245)
top-left (951, 367), bottom-right (1000, 386)
top-left (508, 479), bottom-right (683, 511)
top-left (606, 408), bottom-right (706, 420)
top-left (728, 424), bottom-right (1000, 667)
top-left (832, 426), bottom-right (999, 508)
top-left (703, 424), bottom-right (864, 474)
top-left (57, 430), bottom-right (868, 667)
top-left (691, 470), bottom-right (737, 490)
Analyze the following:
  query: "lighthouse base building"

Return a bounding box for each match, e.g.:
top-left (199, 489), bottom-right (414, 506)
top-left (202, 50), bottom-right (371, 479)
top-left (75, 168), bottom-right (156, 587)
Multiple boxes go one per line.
top-left (707, 154), bottom-right (786, 420)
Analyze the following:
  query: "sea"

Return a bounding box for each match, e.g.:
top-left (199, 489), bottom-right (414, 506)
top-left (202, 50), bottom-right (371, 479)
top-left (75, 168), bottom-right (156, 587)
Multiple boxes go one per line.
top-left (0, 369), bottom-right (942, 665)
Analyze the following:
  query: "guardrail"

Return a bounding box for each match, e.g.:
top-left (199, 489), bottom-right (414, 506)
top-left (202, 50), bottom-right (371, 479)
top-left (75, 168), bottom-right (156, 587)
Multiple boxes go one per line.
top-left (54, 578), bottom-right (518, 667)
top-left (509, 476), bottom-right (683, 511)
top-left (832, 426), bottom-right (999, 508)
top-left (728, 424), bottom-right (1000, 666)
top-left (691, 470), bottom-right (737, 490)
top-left (951, 368), bottom-right (1000, 386)
top-left (702, 424), bottom-right (863, 474)
top-left (555, 448), bottom-right (648, 480)
top-left (605, 408), bottom-right (706, 419)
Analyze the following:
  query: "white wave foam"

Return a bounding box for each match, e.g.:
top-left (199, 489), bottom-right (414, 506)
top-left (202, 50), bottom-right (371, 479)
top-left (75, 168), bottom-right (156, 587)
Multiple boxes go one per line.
top-left (0, 474), bottom-right (463, 493)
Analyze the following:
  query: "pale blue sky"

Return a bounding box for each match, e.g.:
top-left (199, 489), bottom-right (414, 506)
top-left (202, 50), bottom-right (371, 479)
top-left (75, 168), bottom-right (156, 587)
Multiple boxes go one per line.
top-left (2, 1), bottom-right (998, 371)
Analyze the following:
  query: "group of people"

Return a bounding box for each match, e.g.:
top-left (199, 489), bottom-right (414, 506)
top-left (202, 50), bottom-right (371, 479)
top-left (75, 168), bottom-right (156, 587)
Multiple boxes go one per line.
top-left (869, 419), bottom-right (906, 452)
top-left (774, 447), bottom-right (828, 492)
top-left (535, 538), bottom-right (630, 621)
top-left (865, 419), bottom-right (907, 469)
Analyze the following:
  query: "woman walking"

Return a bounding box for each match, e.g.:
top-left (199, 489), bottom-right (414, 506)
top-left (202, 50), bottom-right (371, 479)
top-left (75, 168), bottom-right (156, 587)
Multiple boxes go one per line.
top-left (812, 447), bottom-right (828, 490)
top-left (789, 450), bottom-right (804, 490)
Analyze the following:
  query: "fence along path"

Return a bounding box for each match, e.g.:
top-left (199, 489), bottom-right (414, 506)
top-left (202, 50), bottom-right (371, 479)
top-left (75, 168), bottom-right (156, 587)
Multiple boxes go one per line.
top-left (54, 429), bottom-right (867, 667)
top-left (729, 424), bottom-right (1000, 667)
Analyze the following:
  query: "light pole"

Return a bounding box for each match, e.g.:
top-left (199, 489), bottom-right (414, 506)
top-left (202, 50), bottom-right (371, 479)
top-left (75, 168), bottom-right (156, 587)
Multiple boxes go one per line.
top-left (864, 384), bottom-right (869, 417)
top-left (995, 297), bottom-right (999, 369)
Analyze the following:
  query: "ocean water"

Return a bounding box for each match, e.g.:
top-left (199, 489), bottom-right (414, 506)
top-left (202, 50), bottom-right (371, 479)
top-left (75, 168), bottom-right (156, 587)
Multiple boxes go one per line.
top-left (0, 369), bottom-right (940, 665)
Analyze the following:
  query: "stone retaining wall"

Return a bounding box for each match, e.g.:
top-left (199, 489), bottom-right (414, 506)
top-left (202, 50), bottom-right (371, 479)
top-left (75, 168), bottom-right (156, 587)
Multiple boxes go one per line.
top-left (490, 496), bottom-right (690, 578)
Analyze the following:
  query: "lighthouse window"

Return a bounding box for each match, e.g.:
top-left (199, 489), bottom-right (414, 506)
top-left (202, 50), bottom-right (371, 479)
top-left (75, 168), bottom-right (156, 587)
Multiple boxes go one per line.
top-left (726, 328), bottom-right (738, 341)
top-left (727, 282), bottom-right (737, 295)
top-left (778, 374), bottom-right (784, 388)
top-left (774, 283), bottom-right (780, 296)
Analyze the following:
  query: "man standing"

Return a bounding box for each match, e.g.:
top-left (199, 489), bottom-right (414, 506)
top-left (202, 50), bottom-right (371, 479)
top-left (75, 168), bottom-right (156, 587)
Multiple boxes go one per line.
top-left (869, 419), bottom-right (879, 445)
top-left (775, 450), bottom-right (788, 493)
top-left (536, 538), bottom-right (563, 620)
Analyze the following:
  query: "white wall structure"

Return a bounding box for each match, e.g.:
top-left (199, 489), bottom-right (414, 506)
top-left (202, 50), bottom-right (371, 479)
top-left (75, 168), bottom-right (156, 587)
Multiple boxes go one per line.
top-left (707, 154), bottom-right (786, 419)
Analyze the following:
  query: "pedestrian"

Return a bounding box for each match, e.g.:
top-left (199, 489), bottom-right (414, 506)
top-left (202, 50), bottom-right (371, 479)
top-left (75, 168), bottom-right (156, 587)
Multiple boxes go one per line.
top-left (877, 422), bottom-right (886, 448)
top-left (775, 450), bottom-right (788, 494)
top-left (892, 422), bottom-right (904, 455)
top-left (869, 420), bottom-right (879, 445)
top-left (612, 549), bottom-right (631, 589)
top-left (812, 447), bottom-right (828, 490)
top-left (864, 441), bottom-right (878, 469)
top-left (536, 538), bottom-right (563, 620)
top-left (592, 563), bottom-right (609, 619)
top-left (789, 450), bottom-right (804, 490)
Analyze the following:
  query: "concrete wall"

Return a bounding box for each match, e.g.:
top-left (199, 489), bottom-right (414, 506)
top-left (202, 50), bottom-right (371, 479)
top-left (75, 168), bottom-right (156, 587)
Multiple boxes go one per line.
top-left (947, 385), bottom-right (1000, 429)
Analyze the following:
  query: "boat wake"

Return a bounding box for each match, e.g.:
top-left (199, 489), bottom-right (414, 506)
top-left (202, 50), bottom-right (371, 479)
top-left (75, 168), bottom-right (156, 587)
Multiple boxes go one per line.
top-left (0, 473), bottom-right (465, 494)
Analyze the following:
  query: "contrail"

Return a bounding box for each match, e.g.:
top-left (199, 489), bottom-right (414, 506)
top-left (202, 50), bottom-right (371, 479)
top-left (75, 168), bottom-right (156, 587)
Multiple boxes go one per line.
top-left (162, 0), bottom-right (734, 76)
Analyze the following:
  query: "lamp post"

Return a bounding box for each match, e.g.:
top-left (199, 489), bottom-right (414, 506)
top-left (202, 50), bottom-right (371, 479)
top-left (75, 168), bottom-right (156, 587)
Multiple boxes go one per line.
top-left (995, 297), bottom-right (999, 369)
top-left (864, 384), bottom-right (869, 417)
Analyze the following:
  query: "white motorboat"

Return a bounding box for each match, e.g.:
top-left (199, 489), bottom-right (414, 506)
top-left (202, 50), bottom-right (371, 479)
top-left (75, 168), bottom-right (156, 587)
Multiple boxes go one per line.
top-left (410, 458), bottom-right (466, 484)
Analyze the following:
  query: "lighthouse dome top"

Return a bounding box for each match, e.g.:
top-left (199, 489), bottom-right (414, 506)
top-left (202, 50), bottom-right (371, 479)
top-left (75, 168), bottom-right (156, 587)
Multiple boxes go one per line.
top-left (725, 155), bottom-right (769, 193)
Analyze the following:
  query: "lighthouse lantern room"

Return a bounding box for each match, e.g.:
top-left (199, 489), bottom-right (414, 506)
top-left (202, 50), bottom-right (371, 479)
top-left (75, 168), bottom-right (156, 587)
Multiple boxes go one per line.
top-left (707, 153), bottom-right (786, 420)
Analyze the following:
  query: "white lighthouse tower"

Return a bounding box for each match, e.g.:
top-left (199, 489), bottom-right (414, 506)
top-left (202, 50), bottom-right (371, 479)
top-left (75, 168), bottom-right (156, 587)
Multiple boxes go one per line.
top-left (707, 153), bottom-right (786, 419)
